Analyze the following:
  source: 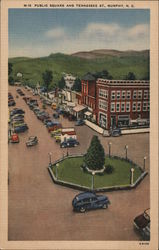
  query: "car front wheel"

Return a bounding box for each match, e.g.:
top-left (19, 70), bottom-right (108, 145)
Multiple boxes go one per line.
top-left (80, 207), bottom-right (86, 213)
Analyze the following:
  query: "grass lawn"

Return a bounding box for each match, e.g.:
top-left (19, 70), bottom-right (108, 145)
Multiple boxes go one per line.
top-left (52, 157), bottom-right (142, 188)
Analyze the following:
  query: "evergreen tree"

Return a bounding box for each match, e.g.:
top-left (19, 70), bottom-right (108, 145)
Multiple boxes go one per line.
top-left (84, 135), bottom-right (105, 170)
top-left (58, 76), bottom-right (65, 89)
top-left (72, 78), bottom-right (81, 92)
top-left (42, 70), bottom-right (53, 96)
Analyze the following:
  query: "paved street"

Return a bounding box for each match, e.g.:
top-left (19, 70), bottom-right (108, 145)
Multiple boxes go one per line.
top-left (8, 86), bottom-right (150, 241)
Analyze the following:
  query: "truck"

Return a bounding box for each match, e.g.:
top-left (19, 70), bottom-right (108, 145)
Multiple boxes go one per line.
top-left (60, 128), bottom-right (77, 143)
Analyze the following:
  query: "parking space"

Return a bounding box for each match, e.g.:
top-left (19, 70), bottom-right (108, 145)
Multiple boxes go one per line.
top-left (8, 86), bottom-right (150, 241)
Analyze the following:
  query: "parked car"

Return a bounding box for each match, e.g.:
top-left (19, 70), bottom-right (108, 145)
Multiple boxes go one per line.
top-left (11, 117), bottom-right (24, 123)
top-left (110, 128), bottom-right (121, 137)
top-left (8, 100), bottom-right (16, 106)
top-left (50, 128), bottom-right (62, 136)
top-left (26, 136), bottom-right (38, 146)
top-left (53, 113), bottom-right (59, 119)
top-left (56, 108), bottom-right (64, 115)
top-left (46, 121), bottom-right (60, 128)
top-left (68, 114), bottom-right (76, 121)
top-left (48, 123), bottom-right (62, 132)
top-left (54, 134), bottom-right (61, 142)
top-left (14, 124), bottom-right (28, 133)
top-left (11, 113), bottom-right (24, 119)
top-left (60, 138), bottom-right (79, 148)
top-left (72, 191), bottom-right (110, 213)
top-left (10, 108), bottom-right (25, 116)
top-left (13, 122), bottom-right (27, 128)
top-left (75, 119), bottom-right (85, 126)
top-left (37, 112), bottom-right (50, 121)
top-left (134, 208), bottom-right (150, 240)
top-left (10, 133), bottom-right (19, 143)
top-left (12, 121), bottom-right (26, 127)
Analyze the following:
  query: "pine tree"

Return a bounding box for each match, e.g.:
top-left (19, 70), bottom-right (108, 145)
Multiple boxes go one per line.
top-left (84, 136), bottom-right (105, 170)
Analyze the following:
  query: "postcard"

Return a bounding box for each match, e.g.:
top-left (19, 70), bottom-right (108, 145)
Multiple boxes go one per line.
top-left (0, 0), bottom-right (158, 249)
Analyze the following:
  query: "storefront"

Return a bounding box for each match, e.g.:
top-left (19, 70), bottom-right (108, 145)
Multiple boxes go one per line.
top-left (117, 115), bottom-right (130, 127)
top-left (99, 112), bottom-right (107, 129)
top-left (73, 105), bottom-right (87, 119)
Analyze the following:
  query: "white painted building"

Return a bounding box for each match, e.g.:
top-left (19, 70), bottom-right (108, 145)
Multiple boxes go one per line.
top-left (64, 74), bottom-right (76, 89)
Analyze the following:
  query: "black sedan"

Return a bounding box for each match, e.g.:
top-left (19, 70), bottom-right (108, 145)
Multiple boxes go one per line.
top-left (72, 191), bottom-right (110, 213)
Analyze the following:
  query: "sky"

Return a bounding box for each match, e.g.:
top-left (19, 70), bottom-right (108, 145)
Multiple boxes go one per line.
top-left (8, 9), bottom-right (150, 58)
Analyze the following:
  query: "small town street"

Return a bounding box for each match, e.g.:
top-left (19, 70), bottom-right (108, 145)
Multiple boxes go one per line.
top-left (8, 86), bottom-right (150, 241)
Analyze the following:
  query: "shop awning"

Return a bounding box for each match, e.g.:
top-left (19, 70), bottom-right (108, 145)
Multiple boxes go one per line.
top-left (73, 105), bottom-right (86, 113)
top-left (84, 111), bottom-right (92, 116)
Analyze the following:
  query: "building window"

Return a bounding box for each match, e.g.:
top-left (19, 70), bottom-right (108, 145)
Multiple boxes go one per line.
top-left (111, 91), bottom-right (115, 100)
top-left (138, 90), bottom-right (142, 99)
top-left (143, 102), bottom-right (147, 111)
top-left (99, 89), bottom-right (108, 99)
top-left (137, 102), bottom-right (141, 112)
top-left (144, 90), bottom-right (148, 99)
top-left (122, 91), bottom-right (126, 99)
top-left (132, 102), bottom-right (136, 112)
top-left (117, 91), bottom-right (120, 100)
top-left (126, 91), bottom-right (131, 99)
top-left (126, 102), bottom-right (130, 112)
top-left (99, 99), bottom-right (107, 111)
top-left (121, 102), bottom-right (125, 112)
top-left (148, 101), bottom-right (150, 111)
top-left (116, 102), bottom-right (120, 112)
top-left (133, 90), bottom-right (137, 99)
top-left (111, 103), bottom-right (115, 112)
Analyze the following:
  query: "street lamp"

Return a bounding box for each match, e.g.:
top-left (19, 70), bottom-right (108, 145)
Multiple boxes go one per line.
top-left (67, 147), bottom-right (69, 156)
top-left (130, 168), bottom-right (134, 185)
top-left (56, 164), bottom-right (58, 179)
top-left (48, 152), bottom-right (52, 166)
top-left (91, 171), bottom-right (95, 191)
top-left (125, 145), bottom-right (128, 160)
top-left (108, 142), bottom-right (112, 157)
top-left (143, 156), bottom-right (147, 171)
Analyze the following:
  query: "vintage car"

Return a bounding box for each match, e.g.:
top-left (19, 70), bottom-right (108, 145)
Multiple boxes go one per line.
top-left (10, 133), bottom-right (19, 143)
top-left (50, 128), bottom-right (62, 137)
top-left (75, 119), bottom-right (85, 126)
top-left (54, 134), bottom-right (61, 143)
top-left (14, 124), bottom-right (28, 133)
top-left (134, 208), bottom-right (150, 240)
top-left (60, 138), bottom-right (79, 148)
top-left (72, 191), bottom-right (110, 213)
top-left (26, 136), bottom-right (38, 147)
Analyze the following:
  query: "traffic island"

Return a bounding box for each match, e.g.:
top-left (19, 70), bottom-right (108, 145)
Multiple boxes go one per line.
top-left (48, 155), bottom-right (148, 192)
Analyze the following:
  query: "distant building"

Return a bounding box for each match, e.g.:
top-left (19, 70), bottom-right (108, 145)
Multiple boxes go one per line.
top-left (81, 73), bottom-right (150, 130)
top-left (17, 72), bottom-right (23, 78)
top-left (64, 74), bottom-right (76, 89)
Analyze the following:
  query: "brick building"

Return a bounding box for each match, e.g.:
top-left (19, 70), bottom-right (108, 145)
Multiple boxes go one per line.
top-left (81, 73), bottom-right (96, 115)
top-left (81, 74), bottom-right (150, 130)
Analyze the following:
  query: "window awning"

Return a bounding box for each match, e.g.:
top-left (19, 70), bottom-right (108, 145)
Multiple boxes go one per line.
top-left (73, 105), bottom-right (86, 113)
top-left (84, 111), bottom-right (92, 116)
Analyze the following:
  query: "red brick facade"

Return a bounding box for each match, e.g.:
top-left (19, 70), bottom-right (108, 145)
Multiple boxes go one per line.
top-left (81, 80), bottom-right (96, 112)
top-left (81, 78), bottom-right (150, 130)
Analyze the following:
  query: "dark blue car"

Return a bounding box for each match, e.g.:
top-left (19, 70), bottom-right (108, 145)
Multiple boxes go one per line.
top-left (75, 119), bottom-right (85, 126)
top-left (60, 139), bottom-right (79, 148)
top-left (14, 125), bottom-right (28, 133)
top-left (72, 192), bottom-right (110, 212)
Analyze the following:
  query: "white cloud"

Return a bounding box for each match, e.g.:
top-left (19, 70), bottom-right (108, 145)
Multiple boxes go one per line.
top-left (83, 23), bottom-right (122, 37)
top-left (45, 27), bottom-right (66, 39)
top-left (9, 23), bottom-right (150, 57)
top-left (128, 24), bottom-right (149, 37)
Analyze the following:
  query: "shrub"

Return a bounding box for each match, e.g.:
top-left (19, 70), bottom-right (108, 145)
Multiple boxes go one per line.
top-left (105, 164), bottom-right (114, 174)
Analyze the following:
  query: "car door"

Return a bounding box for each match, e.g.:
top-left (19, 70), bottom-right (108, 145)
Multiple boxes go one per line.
top-left (83, 198), bottom-right (91, 210)
top-left (90, 197), bottom-right (99, 209)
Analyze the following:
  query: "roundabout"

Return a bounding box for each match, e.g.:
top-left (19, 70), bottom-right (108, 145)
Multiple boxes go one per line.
top-left (50, 155), bottom-right (144, 190)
